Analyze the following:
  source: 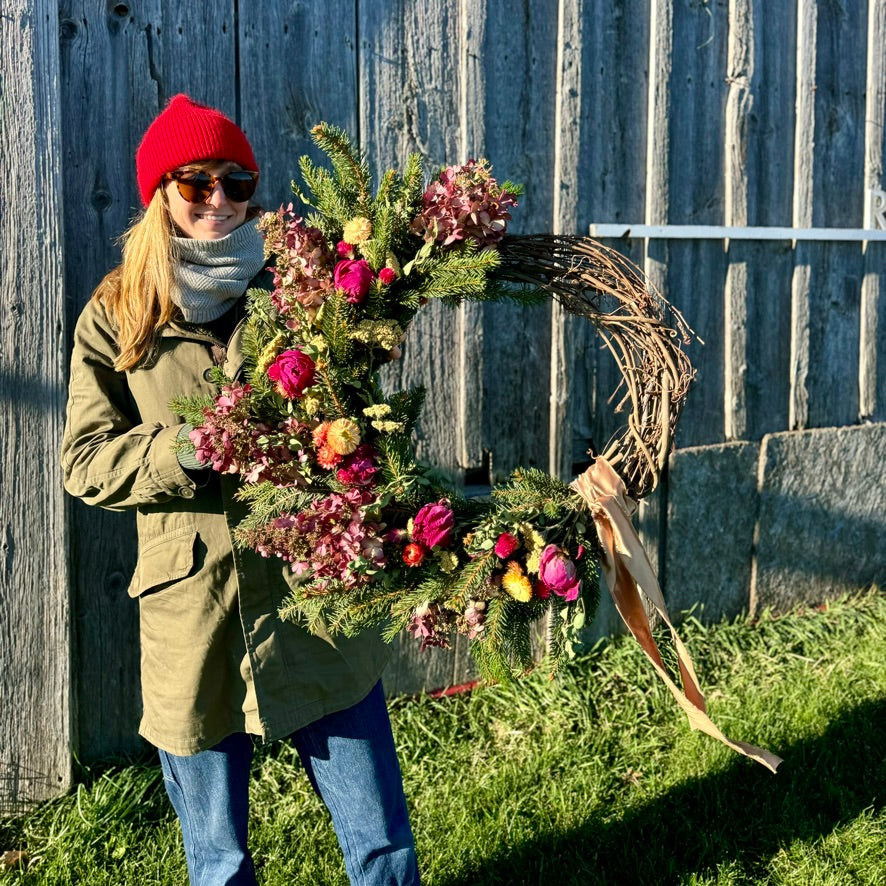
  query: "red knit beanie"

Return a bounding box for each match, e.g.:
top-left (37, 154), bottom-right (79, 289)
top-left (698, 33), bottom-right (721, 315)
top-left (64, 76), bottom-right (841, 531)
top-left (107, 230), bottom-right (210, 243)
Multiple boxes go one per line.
top-left (135, 94), bottom-right (258, 206)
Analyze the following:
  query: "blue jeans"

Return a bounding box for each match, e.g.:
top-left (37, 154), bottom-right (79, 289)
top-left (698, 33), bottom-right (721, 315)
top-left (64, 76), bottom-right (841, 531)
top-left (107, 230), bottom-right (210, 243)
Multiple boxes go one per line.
top-left (158, 682), bottom-right (420, 885)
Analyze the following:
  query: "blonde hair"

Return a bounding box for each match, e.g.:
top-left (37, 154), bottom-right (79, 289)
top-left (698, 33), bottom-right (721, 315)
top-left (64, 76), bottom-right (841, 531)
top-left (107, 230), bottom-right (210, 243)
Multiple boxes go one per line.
top-left (94, 188), bottom-right (178, 371)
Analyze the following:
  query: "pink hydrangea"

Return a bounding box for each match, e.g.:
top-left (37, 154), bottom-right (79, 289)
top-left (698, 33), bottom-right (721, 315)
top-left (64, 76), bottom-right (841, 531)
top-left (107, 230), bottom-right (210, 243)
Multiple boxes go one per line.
top-left (407, 602), bottom-right (453, 651)
top-left (410, 159), bottom-right (518, 248)
top-left (258, 206), bottom-right (335, 316)
top-left (412, 501), bottom-right (454, 549)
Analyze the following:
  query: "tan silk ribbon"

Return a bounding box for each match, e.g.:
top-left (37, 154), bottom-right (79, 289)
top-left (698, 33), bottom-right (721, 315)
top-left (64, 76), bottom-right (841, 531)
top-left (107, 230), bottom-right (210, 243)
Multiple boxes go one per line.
top-left (571, 456), bottom-right (782, 773)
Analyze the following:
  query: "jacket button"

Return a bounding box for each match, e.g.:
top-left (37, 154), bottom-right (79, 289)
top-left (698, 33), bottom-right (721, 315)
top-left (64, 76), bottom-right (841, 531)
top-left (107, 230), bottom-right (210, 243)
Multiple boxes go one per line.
top-left (178, 486), bottom-right (195, 499)
top-left (203, 367), bottom-right (214, 381)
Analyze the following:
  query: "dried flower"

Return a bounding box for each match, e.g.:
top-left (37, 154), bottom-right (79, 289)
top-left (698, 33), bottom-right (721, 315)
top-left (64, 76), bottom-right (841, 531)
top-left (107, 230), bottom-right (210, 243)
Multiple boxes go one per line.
top-left (378, 267), bottom-right (396, 285)
top-left (412, 501), bottom-right (454, 549)
top-left (316, 445), bottom-right (343, 469)
top-left (411, 159), bottom-right (517, 248)
top-left (436, 550), bottom-right (459, 573)
top-left (259, 207), bottom-right (335, 314)
top-left (537, 545), bottom-right (581, 602)
top-left (350, 319), bottom-right (404, 351)
top-left (407, 602), bottom-right (452, 650)
top-left (403, 543), bottom-right (426, 567)
top-left (342, 216), bottom-right (373, 244)
top-left (494, 532), bottom-right (520, 559)
top-left (501, 561), bottom-right (533, 602)
top-left (363, 403), bottom-right (393, 419)
top-left (336, 444), bottom-right (378, 487)
top-left (326, 418), bottom-right (361, 455)
top-left (267, 349), bottom-right (316, 399)
top-left (334, 259), bottom-right (375, 304)
top-left (336, 240), bottom-right (355, 258)
top-left (458, 599), bottom-right (486, 638)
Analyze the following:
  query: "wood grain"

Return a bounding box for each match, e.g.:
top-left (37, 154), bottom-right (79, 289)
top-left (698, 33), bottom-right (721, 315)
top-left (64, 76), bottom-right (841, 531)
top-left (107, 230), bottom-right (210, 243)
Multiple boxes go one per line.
top-left (1, 0), bottom-right (71, 812)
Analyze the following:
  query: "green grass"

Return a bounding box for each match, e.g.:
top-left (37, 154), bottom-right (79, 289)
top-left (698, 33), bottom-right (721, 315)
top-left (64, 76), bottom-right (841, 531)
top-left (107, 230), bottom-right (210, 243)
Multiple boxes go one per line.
top-left (2, 590), bottom-right (885, 885)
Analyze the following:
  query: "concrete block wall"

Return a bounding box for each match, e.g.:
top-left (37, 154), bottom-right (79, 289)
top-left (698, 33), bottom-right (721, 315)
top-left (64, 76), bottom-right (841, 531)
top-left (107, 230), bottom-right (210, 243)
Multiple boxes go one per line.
top-left (666, 422), bottom-right (886, 623)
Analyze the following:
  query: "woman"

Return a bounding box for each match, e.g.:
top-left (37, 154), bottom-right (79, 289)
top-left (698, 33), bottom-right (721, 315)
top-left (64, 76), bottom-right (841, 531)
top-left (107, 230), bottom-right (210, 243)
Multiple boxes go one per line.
top-left (61, 94), bottom-right (420, 886)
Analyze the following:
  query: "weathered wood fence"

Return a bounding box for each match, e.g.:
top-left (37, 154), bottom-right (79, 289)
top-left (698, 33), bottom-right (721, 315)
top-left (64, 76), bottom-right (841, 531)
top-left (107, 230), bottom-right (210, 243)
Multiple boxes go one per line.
top-left (2, 0), bottom-right (884, 811)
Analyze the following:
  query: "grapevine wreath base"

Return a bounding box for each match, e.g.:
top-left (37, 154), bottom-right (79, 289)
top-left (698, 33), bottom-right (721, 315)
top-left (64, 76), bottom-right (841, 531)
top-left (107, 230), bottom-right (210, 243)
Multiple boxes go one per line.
top-left (174, 125), bottom-right (780, 770)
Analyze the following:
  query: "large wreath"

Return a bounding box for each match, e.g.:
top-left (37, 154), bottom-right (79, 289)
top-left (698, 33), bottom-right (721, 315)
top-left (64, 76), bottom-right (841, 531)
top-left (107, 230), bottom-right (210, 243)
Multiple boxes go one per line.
top-left (173, 125), bottom-right (779, 770)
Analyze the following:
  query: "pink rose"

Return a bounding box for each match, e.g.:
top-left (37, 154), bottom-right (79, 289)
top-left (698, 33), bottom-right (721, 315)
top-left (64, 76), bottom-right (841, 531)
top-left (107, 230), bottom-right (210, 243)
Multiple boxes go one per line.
top-left (537, 544), bottom-right (581, 602)
top-left (267, 349), bottom-right (316, 399)
top-left (378, 267), bottom-right (396, 285)
top-left (412, 501), bottom-right (454, 549)
top-left (494, 532), bottom-right (519, 559)
top-left (336, 240), bottom-right (354, 258)
top-left (333, 258), bottom-right (375, 304)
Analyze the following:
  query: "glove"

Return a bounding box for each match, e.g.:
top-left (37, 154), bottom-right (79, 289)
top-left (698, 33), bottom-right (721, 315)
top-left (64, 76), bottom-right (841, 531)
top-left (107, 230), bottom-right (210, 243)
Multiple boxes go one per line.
top-left (176, 423), bottom-right (208, 473)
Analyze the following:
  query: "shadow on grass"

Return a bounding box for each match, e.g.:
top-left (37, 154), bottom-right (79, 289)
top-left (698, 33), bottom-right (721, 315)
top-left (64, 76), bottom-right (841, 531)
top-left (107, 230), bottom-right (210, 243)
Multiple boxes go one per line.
top-left (438, 697), bottom-right (886, 886)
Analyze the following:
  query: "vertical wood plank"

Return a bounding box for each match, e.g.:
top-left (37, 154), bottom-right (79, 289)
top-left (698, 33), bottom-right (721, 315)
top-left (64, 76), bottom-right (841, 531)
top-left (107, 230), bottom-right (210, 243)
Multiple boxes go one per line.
top-left (472, 0), bottom-right (559, 480)
top-left (579, 1), bottom-right (651, 472)
top-left (0, 0), bottom-right (70, 811)
top-left (660, 0), bottom-right (730, 449)
top-left (359, 0), bottom-right (465, 483)
top-left (59, 0), bottom-right (237, 760)
top-left (238, 1), bottom-right (359, 210)
top-left (792, 0), bottom-right (866, 430)
top-left (724, 0), bottom-right (796, 441)
top-left (862, 0), bottom-right (886, 423)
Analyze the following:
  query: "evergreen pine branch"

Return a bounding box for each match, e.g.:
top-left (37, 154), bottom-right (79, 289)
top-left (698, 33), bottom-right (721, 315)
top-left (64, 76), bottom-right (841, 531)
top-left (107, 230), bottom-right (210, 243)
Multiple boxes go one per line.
top-left (400, 153), bottom-right (424, 209)
top-left (310, 122), bottom-right (372, 208)
top-left (471, 597), bottom-right (518, 683)
top-left (491, 467), bottom-right (575, 518)
top-left (374, 168), bottom-right (397, 207)
top-left (232, 483), bottom-right (320, 528)
top-left (416, 244), bottom-right (502, 302)
top-left (317, 293), bottom-right (354, 365)
top-left (169, 394), bottom-right (214, 425)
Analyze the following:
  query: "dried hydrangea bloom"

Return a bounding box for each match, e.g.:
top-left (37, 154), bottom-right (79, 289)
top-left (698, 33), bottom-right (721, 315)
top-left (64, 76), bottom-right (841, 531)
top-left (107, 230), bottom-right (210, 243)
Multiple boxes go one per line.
top-left (410, 159), bottom-right (518, 248)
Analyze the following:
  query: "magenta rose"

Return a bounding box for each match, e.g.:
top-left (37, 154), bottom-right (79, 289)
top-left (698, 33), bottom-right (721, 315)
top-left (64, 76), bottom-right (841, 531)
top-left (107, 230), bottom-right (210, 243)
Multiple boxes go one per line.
top-left (267, 349), bottom-right (316, 399)
top-left (537, 544), bottom-right (581, 602)
top-left (336, 444), bottom-right (378, 487)
top-left (334, 258), bottom-right (375, 304)
top-left (412, 501), bottom-right (454, 549)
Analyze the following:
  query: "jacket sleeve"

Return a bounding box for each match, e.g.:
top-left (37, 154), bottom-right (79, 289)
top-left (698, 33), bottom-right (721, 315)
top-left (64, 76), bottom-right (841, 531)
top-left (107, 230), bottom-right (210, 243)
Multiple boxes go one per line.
top-left (60, 299), bottom-right (197, 511)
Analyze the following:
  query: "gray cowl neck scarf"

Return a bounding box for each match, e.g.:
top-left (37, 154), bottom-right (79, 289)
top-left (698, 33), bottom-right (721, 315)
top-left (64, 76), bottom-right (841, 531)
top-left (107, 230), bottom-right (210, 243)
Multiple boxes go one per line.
top-left (171, 220), bottom-right (266, 323)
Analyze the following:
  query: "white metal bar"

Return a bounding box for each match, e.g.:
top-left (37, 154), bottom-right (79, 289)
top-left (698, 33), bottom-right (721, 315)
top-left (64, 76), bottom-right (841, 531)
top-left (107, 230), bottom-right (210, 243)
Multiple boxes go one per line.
top-left (588, 223), bottom-right (886, 241)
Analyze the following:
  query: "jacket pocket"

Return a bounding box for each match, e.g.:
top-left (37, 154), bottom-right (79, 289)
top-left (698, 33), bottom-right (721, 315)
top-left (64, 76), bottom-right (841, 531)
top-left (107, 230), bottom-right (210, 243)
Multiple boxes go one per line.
top-left (128, 527), bottom-right (197, 598)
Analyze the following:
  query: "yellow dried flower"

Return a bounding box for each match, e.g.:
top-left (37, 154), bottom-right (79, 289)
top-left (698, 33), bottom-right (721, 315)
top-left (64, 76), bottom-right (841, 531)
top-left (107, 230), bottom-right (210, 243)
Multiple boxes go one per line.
top-left (436, 551), bottom-right (459, 573)
top-left (343, 216), bottom-right (373, 244)
top-left (256, 333), bottom-right (287, 377)
top-left (501, 561), bottom-right (532, 602)
top-left (371, 420), bottom-right (405, 433)
top-left (520, 522), bottom-right (547, 574)
top-left (326, 418), bottom-right (361, 455)
top-left (308, 335), bottom-right (329, 354)
top-left (301, 393), bottom-right (322, 417)
top-left (363, 403), bottom-right (392, 419)
top-left (350, 320), bottom-right (404, 351)
top-left (385, 252), bottom-right (402, 275)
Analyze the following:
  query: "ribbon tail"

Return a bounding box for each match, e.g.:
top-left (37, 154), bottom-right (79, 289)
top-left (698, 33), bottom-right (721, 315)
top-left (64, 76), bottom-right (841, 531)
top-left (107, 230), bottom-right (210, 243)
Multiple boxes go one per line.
top-left (594, 502), bottom-right (782, 774)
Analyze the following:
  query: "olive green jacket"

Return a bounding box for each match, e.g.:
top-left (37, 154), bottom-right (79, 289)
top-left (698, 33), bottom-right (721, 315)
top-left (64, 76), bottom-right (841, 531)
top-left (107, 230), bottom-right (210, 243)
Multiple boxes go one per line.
top-left (61, 281), bottom-right (389, 756)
